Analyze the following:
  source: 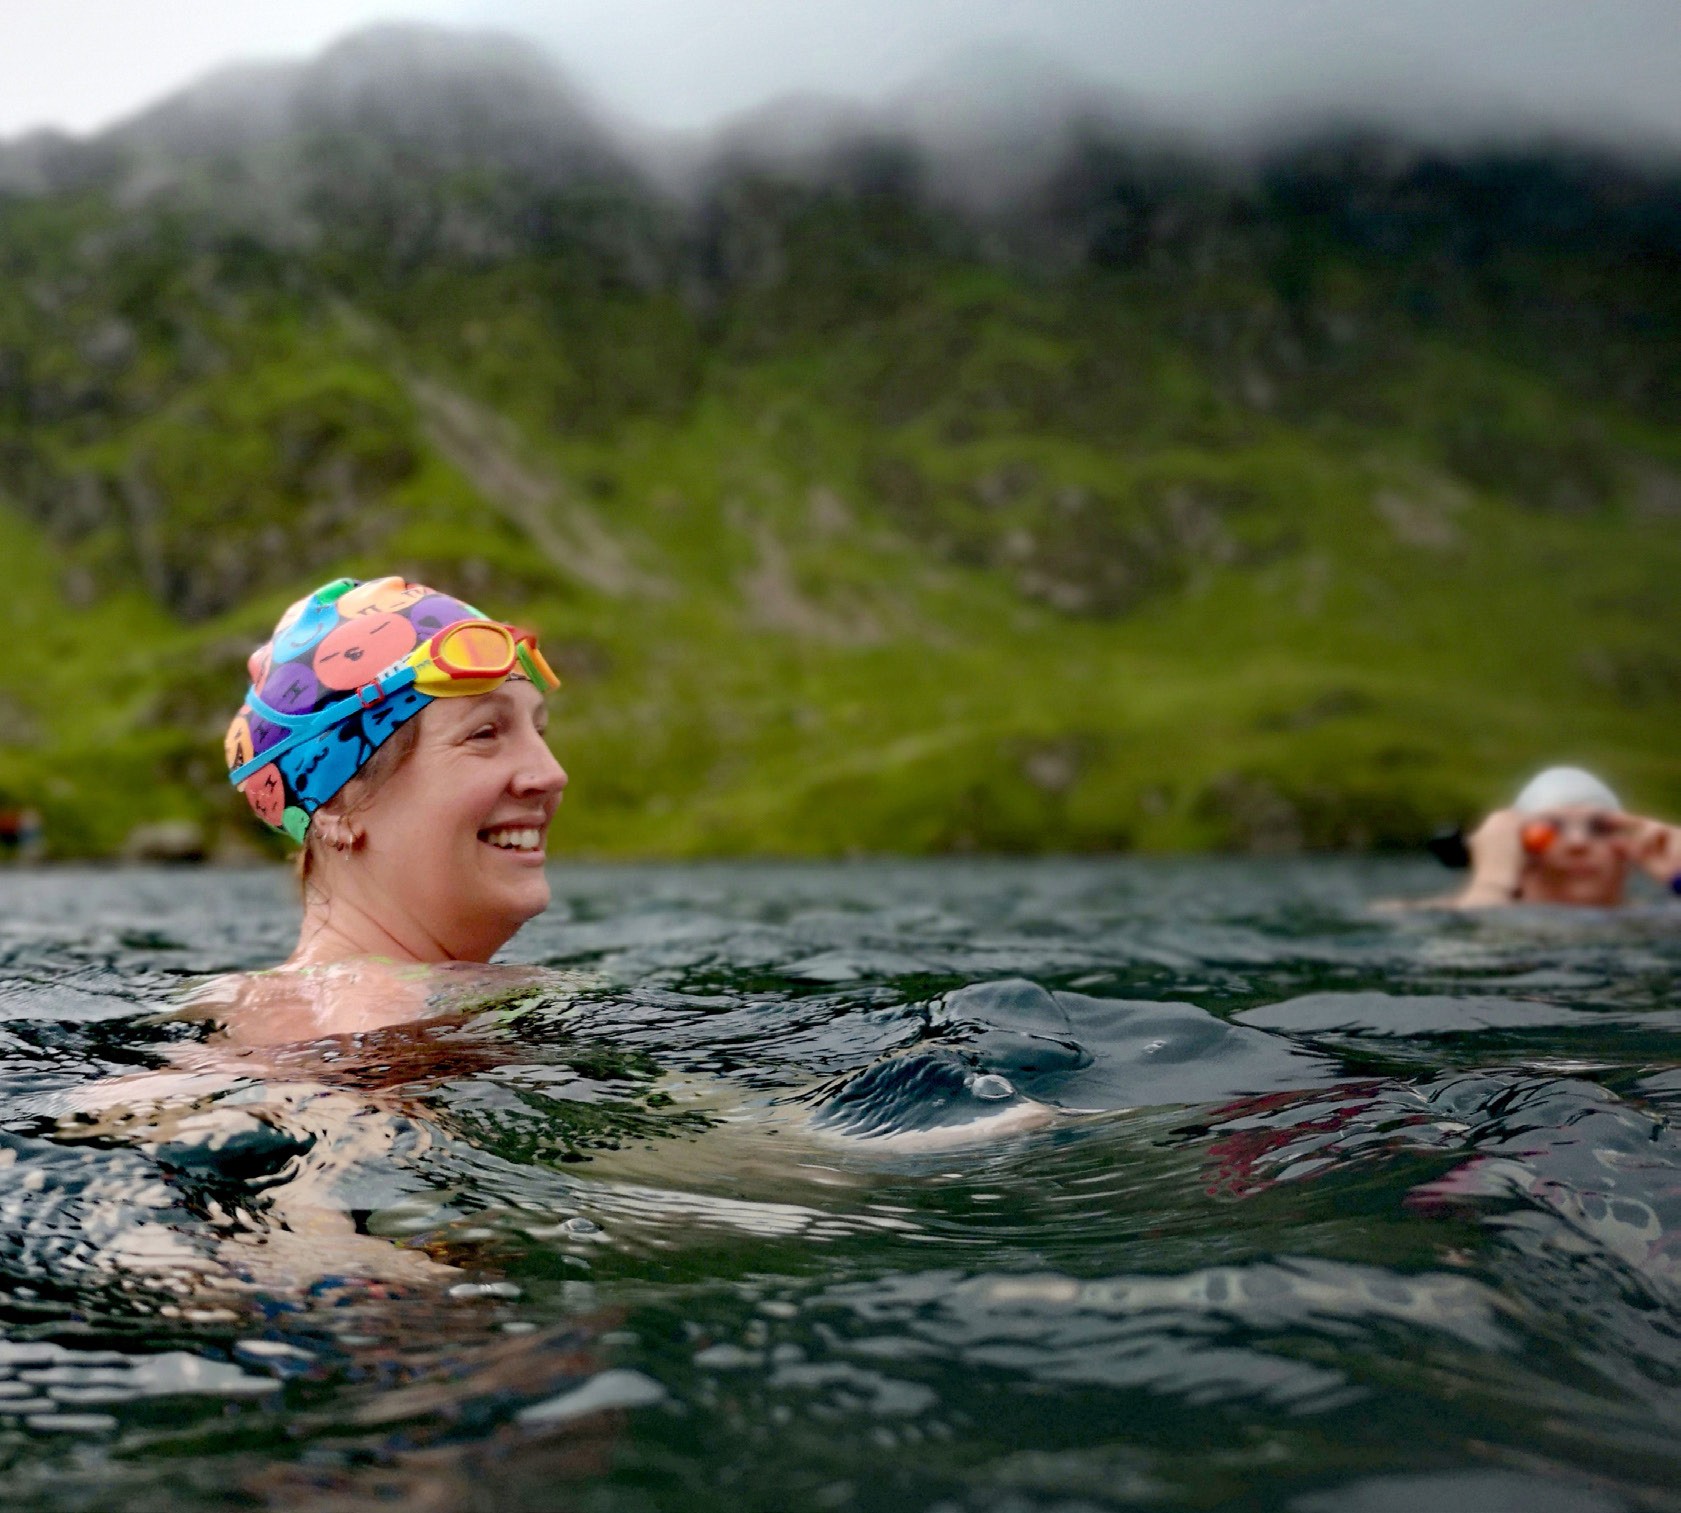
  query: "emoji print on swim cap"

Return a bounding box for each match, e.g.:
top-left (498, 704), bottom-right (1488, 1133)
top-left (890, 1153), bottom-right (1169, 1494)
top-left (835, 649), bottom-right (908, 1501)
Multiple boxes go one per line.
top-left (247, 709), bottom-right (286, 757)
top-left (224, 712), bottom-right (254, 771)
top-left (335, 576), bottom-right (431, 619)
top-left (409, 594), bottom-right (476, 639)
top-left (260, 661), bottom-right (321, 717)
top-left (239, 764), bottom-right (286, 827)
top-left (311, 612), bottom-right (418, 692)
top-left (271, 588), bottom-right (349, 663)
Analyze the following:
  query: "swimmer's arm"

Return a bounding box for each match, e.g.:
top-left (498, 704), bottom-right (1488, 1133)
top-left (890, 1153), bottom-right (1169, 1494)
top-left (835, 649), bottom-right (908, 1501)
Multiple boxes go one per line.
top-left (58, 1057), bottom-right (459, 1292)
top-left (1371, 893), bottom-right (1465, 912)
top-left (52, 1040), bottom-right (315, 1124)
top-left (1623, 815), bottom-right (1681, 890)
top-left (235, 1081), bottom-right (461, 1291)
top-left (1446, 810), bottom-right (1528, 908)
top-left (51, 1063), bottom-right (252, 1124)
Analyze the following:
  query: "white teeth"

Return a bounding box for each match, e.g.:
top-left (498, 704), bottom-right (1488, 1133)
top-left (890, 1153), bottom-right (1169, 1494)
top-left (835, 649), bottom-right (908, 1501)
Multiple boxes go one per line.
top-left (481, 826), bottom-right (542, 852)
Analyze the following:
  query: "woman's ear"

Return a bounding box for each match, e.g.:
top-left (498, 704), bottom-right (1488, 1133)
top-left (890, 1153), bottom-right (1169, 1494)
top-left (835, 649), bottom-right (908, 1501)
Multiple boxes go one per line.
top-left (312, 812), bottom-right (363, 853)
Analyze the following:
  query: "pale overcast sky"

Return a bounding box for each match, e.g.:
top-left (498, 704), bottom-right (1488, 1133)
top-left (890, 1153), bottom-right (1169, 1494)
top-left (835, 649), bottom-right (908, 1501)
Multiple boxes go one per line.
top-left (3, 0), bottom-right (1679, 146)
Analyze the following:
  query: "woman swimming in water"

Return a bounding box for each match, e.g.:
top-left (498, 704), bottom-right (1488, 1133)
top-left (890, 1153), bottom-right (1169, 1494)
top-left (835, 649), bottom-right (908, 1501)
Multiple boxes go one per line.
top-left (48, 577), bottom-right (579, 1293)
top-left (1452, 766), bottom-right (1681, 908)
top-left (216, 575), bottom-right (569, 1041)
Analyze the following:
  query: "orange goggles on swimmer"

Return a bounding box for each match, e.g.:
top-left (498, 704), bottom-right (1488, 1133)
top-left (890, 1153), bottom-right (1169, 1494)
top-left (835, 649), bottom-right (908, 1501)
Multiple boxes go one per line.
top-left (1520, 813), bottom-right (1627, 855)
top-left (402, 619), bottom-right (560, 699)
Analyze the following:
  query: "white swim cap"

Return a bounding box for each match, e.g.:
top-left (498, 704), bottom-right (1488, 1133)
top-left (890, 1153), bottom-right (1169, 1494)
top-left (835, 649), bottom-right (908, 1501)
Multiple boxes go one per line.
top-left (1512, 766), bottom-right (1621, 814)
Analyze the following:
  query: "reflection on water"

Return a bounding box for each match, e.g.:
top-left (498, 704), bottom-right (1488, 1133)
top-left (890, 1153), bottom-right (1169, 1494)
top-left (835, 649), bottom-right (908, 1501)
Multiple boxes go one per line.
top-left (0, 859), bottom-right (1679, 1509)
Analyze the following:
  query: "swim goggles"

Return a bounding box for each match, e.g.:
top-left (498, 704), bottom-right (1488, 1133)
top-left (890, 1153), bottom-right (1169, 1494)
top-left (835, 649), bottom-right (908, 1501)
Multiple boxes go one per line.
top-left (1520, 812), bottom-right (1629, 854)
top-left (228, 619), bottom-right (559, 787)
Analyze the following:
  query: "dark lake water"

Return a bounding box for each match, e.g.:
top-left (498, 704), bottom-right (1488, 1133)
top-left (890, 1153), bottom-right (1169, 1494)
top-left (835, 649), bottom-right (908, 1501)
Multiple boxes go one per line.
top-left (0, 858), bottom-right (1679, 1511)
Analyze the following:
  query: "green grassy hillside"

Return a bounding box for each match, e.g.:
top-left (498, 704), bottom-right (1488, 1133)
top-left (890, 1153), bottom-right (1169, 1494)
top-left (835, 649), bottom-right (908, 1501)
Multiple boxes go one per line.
top-left (1, 89), bottom-right (1678, 858)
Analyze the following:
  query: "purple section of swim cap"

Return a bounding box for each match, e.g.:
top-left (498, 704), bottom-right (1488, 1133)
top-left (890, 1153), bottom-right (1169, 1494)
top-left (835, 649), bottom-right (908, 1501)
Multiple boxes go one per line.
top-left (248, 712), bottom-right (286, 754)
top-left (408, 594), bottom-right (474, 639)
top-left (261, 661), bottom-right (323, 716)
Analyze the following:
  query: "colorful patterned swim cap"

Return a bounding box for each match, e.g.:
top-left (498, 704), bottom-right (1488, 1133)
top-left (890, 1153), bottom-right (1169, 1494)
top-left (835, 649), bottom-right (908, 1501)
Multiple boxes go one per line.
top-left (224, 576), bottom-right (485, 840)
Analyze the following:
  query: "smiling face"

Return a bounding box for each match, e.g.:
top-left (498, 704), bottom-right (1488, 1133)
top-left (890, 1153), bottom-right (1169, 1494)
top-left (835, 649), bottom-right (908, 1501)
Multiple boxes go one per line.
top-left (320, 678), bottom-right (567, 962)
top-left (1521, 804), bottom-right (1631, 906)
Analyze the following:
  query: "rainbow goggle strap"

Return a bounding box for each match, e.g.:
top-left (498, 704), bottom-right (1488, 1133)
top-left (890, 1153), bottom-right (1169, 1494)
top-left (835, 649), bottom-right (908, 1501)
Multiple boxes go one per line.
top-left (227, 617), bottom-right (559, 835)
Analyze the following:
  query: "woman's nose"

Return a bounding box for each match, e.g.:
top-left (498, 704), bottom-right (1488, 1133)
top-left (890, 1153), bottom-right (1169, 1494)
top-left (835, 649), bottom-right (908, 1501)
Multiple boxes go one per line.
top-left (513, 733), bottom-right (568, 796)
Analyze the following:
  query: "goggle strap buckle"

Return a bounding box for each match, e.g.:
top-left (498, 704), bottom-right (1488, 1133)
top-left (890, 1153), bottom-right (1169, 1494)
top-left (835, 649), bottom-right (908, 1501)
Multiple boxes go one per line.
top-left (356, 682), bottom-right (385, 709)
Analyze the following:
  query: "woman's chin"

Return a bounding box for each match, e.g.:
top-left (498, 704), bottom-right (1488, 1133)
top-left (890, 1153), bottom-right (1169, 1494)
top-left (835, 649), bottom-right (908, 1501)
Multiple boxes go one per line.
top-left (493, 872), bottom-right (552, 927)
top-left (467, 847), bottom-right (551, 914)
top-left (1542, 874), bottom-right (1620, 906)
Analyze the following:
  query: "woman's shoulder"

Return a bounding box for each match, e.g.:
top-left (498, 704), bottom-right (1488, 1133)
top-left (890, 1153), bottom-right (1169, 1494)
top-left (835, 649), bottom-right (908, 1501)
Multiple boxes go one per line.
top-left (172, 958), bottom-right (569, 1047)
top-left (173, 959), bottom-right (435, 1046)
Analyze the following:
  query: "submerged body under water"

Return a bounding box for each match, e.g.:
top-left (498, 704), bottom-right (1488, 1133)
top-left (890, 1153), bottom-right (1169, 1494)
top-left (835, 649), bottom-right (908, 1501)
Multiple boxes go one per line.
top-left (0, 858), bottom-right (1679, 1511)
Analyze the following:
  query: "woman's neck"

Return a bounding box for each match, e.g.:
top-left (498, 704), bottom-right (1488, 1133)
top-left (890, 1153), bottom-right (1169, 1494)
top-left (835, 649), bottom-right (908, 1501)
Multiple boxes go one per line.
top-left (290, 893), bottom-right (459, 967)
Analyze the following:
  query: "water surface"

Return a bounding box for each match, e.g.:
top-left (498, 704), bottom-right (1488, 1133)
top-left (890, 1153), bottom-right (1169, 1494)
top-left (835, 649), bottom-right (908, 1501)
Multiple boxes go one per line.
top-left (0, 858), bottom-right (1678, 1511)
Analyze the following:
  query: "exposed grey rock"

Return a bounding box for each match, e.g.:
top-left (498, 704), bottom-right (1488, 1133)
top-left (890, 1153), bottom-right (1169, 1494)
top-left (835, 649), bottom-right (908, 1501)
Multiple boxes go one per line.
top-left (122, 820), bottom-right (207, 864)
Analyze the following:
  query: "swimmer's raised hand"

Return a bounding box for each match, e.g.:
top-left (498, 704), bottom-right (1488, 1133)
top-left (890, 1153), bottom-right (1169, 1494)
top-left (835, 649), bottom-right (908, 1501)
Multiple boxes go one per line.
top-left (1458, 809), bottom-right (1528, 906)
top-left (1624, 815), bottom-right (1681, 887)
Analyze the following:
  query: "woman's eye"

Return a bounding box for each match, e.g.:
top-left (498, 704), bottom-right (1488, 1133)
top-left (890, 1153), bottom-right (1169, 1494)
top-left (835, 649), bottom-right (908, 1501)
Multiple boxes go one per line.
top-left (469, 724), bottom-right (498, 742)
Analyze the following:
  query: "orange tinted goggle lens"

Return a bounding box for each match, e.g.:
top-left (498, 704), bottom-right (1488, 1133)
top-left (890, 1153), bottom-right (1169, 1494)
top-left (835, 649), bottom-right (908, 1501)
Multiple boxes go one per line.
top-left (432, 621), bottom-right (517, 679)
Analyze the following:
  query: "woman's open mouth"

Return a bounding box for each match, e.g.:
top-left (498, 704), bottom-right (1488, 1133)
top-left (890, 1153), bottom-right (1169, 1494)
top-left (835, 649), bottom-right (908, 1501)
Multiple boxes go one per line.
top-left (478, 825), bottom-right (545, 855)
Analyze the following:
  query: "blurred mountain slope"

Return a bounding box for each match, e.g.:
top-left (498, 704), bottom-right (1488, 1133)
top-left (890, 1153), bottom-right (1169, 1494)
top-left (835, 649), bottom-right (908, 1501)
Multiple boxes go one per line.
top-left (0, 26), bottom-right (1678, 859)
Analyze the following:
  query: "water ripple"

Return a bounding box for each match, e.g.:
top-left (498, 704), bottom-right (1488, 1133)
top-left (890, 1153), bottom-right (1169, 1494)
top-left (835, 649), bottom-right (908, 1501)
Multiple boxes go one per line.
top-left (0, 859), bottom-right (1676, 1510)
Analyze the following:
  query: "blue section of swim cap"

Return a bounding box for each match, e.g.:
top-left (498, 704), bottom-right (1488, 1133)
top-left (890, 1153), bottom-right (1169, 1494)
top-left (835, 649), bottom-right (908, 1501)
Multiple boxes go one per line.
top-left (273, 686), bottom-right (432, 815)
top-left (277, 730), bottom-right (363, 813)
top-left (272, 594), bottom-right (347, 664)
top-left (363, 685), bottom-right (429, 741)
